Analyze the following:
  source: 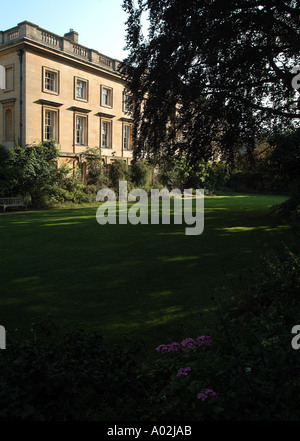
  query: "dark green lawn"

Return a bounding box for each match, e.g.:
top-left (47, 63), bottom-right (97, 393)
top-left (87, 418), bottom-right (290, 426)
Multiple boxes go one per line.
top-left (0, 194), bottom-right (292, 347)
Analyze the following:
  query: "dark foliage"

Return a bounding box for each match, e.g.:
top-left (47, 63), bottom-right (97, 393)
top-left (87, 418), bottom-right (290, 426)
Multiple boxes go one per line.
top-left (131, 160), bottom-right (153, 187)
top-left (109, 160), bottom-right (131, 189)
top-left (0, 141), bottom-right (59, 204)
top-left (0, 328), bottom-right (149, 421)
top-left (2, 239), bottom-right (300, 421)
top-left (120, 0), bottom-right (300, 163)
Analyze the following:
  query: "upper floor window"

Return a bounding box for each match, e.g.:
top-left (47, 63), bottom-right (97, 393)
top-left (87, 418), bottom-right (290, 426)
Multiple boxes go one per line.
top-left (123, 92), bottom-right (131, 113)
top-left (43, 67), bottom-right (59, 95)
top-left (101, 85), bottom-right (113, 108)
top-left (75, 77), bottom-right (88, 101)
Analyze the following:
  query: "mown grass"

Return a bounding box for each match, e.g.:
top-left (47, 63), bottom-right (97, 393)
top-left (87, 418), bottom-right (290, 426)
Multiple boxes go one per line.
top-left (0, 193), bottom-right (292, 347)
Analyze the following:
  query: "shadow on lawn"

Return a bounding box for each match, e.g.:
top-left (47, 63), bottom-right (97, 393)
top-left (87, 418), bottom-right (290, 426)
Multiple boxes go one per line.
top-left (0, 195), bottom-right (292, 345)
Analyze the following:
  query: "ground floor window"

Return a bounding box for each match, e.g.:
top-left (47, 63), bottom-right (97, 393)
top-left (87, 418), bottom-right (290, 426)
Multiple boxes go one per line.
top-left (44, 109), bottom-right (58, 141)
top-left (4, 108), bottom-right (13, 141)
top-left (101, 120), bottom-right (112, 148)
top-left (123, 124), bottom-right (132, 150)
top-left (75, 115), bottom-right (88, 146)
top-left (5, 65), bottom-right (14, 91)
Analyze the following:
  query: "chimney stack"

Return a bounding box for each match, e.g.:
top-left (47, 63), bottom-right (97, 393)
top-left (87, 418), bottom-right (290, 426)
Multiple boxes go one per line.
top-left (64, 29), bottom-right (78, 43)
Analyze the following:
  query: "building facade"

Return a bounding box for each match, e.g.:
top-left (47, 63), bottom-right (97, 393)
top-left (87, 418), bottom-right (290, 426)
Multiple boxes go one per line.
top-left (0, 21), bottom-right (133, 175)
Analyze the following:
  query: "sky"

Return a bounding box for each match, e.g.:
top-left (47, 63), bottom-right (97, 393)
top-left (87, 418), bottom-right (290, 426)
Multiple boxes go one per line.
top-left (0, 0), bottom-right (131, 61)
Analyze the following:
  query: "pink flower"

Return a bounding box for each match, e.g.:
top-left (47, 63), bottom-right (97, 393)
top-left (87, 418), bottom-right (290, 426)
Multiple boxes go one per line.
top-left (205, 389), bottom-right (217, 397)
top-left (177, 367), bottom-right (191, 377)
top-left (197, 389), bottom-right (217, 401)
top-left (196, 336), bottom-right (212, 346)
top-left (181, 338), bottom-right (197, 349)
top-left (155, 336), bottom-right (212, 355)
top-left (168, 342), bottom-right (181, 352)
top-left (155, 344), bottom-right (170, 353)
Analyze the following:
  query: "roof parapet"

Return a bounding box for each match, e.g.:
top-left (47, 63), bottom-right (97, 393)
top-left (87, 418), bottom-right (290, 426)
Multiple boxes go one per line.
top-left (0, 21), bottom-right (121, 73)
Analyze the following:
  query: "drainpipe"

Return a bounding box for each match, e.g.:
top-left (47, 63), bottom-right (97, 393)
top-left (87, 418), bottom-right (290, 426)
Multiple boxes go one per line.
top-left (17, 49), bottom-right (24, 147)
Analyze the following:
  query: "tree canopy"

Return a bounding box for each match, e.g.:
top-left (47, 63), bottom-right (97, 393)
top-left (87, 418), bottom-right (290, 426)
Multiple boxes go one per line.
top-left (120, 0), bottom-right (300, 164)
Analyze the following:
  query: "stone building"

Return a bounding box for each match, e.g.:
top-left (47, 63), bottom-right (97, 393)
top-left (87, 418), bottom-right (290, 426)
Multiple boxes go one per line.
top-left (0, 21), bottom-right (133, 177)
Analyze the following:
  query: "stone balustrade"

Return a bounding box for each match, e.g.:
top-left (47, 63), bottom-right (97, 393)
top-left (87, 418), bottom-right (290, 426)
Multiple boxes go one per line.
top-left (41, 31), bottom-right (59, 47)
top-left (0, 21), bottom-right (120, 73)
top-left (72, 43), bottom-right (89, 59)
top-left (1, 27), bottom-right (20, 43)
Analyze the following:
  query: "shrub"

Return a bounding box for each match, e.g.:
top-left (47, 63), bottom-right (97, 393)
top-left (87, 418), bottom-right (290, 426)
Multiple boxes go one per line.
top-left (0, 143), bottom-right (104, 207)
top-left (131, 160), bottom-right (153, 187)
top-left (48, 165), bottom-right (94, 204)
top-left (229, 129), bottom-right (300, 198)
top-left (0, 141), bottom-right (60, 205)
top-left (157, 154), bottom-right (229, 193)
top-left (205, 162), bottom-right (230, 191)
top-left (142, 337), bottom-right (221, 420)
top-left (109, 160), bottom-right (131, 189)
top-left (207, 242), bottom-right (300, 420)
top-left (137, 241), bottom-right (300, 421)
top-left (157, 166), bottom-right (180, 190)
top-left (0, 326), bottom-right (149, 421)
top-left (81, 147), bottom-right (104, 185)
top-left (266, 129), bottom-right (300, 217)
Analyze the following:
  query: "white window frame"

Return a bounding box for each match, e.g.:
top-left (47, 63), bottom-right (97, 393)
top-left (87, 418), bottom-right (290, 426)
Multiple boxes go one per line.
top-left (100, 119), bottom-right (112, 149)
top-left (43, 108), bottom-right (58, 142)
top-left (43, 67), bottom-right (59, 95)
top-left (75, 77), bottom-right (88, 102)
top-left (75, 114), bottom-right (88, 146)
top-left (101, 85), bottom-right (113, 108)
top-left (123, 124), bottom-right (132, 151)
top-left (123, 92), bottom-right (131, 113)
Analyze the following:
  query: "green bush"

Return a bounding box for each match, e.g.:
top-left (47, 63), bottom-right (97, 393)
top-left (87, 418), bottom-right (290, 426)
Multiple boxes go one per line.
top-left (0, 141), bottom-right (97, 206)
top-left (205, 162), bottom-right (230, 191)
top-left (109, 160), bottom-right (131, 189)
top-left (157, 166), bottom-right (180, 190)
top-left (0, 326), bottom-right (149, 421)
top-left (137, 241), bottom-right (300, 421)
top-left (157, 154), bottom-right (229, 193)
top-left (131, 160), bottom-right (153, 187)
top-left (44, 186), bottom-right (93, 205)
top-left (266, 129), bottom-right (300, 217)
top-left (0, 141), bottom-right (60, 205)
top-left (81, 147), bottom-right (104, 186)
top-left (229, 129), bottom-right (300, 198)
top-left (208, 243), bottom-right (300, 420)
top-left (139, 337), bottom-right (221, 420)
top-left (0, 143), bottom-right (104, 207)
